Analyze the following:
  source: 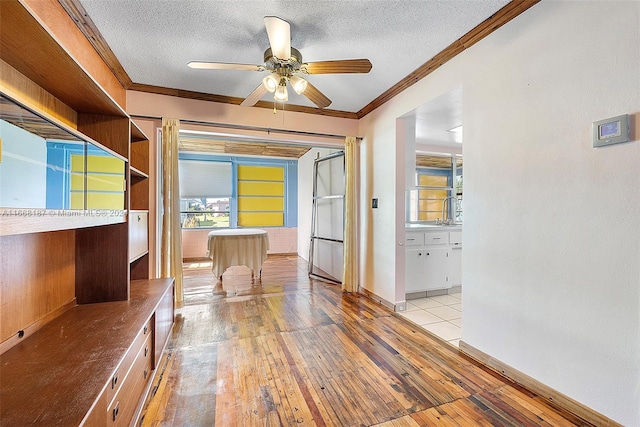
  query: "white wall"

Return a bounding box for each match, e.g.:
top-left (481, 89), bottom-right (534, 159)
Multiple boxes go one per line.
top-left (0, 120), bottom-right (47, 208)
top-left (358, 1), bottom-right (640, 425)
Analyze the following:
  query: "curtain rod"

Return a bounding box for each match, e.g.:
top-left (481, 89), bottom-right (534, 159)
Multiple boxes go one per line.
top-left (130, 114), bottom-right (362, 141)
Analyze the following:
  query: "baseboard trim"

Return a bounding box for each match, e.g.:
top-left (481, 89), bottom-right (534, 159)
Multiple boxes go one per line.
top-left (359, 287), bottom-right (406, 312)
top-left (458, 341), bottom-right (623, 427)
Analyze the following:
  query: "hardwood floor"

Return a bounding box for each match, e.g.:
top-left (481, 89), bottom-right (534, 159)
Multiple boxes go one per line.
top-left (141, 255), bottom-right (591, 426)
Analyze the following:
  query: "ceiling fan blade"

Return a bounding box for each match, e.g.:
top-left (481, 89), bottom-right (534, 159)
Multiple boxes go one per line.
top-left (264, 16), bottom-right (291, 60)
top-left (303, 81), bottom-right (331, 109)
top-left (304, 59), bottom-right (372, 74)
top-left (240, 83), bottom-right (269, 107)
top-left (188, 61), bottom-right (262, 71)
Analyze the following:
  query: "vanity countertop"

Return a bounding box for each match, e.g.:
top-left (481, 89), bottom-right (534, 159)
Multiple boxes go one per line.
top-left (406, 223), bottom-right (462, 230)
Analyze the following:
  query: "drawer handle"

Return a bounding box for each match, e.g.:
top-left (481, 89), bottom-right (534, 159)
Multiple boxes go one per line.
top-left (137, 215), bottom-right (141, 222)
top-left (145, 346), bottom-right (149, 357)
top-left (144, 369), bottom-right (149, 380)
top-left (144, 325), bottom-right (148, 334)
top-left (407, 238), bottom-right (416, 241)
top-left (433, 237), bottom-right (442, 240)
top-left (426, 252), bottom-right (430, 256)
top-left (111, 375), bottom-right (118, 389)
top-left (112, 402), bottom-right (120, 421)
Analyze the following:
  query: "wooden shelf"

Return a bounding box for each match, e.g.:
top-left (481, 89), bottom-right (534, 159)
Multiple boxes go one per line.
top-left (131, 166), bottom-right (149, 179)
top-left (0, 1), bottom-right (126, 117)
top-left (131, 120), bottom-right (149, 143)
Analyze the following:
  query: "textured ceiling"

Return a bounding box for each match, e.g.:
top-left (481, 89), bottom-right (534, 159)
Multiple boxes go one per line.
top-left (76, 0), bottom-right (510, 114)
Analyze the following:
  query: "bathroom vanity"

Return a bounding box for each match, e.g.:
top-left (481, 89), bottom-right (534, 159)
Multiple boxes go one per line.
top-left (405, 224), bottom-right (462, 297)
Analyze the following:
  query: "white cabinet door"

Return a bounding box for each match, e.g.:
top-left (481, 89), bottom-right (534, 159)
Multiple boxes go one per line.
top-left (405, 249), bottom-right (426, 292)
top-left (448, 247), bottom-right (462, 286)
top-left (424, 247), bottom-right (449, 290)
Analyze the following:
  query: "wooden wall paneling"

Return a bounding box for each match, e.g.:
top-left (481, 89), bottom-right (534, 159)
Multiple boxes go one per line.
top-left (130, 177), bottom-right (150, 211)
top-left (130, 138), bottom-right (150, 175)
top-left (0, 231), bottom-right (76, 347)
top-left (130, 255), bottom-right (150, 280)
top-left (78, 113), bottom-right (130, 159)
top-left (75, 222), bottom-right (129, 303)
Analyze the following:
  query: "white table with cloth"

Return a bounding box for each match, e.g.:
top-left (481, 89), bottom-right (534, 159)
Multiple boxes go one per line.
top-left (206, 229), bottom-right (270, 280)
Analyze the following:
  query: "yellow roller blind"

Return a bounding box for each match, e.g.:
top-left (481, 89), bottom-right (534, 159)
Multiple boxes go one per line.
top-left (238, 212), bottom-right (283, 227)
top-left (237, 165), bottom-right (285, 227)
top-left (237, 181), bottom-right (284, 196)
top-left (238, 165), bottom-right (284, 181)
top-left (418, 174), bottom-right (448, 221)
top-left (69, 154), bottom-right (125, 209)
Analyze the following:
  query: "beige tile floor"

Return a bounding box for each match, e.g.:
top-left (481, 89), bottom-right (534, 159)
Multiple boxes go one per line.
top-left (400, 292), bottom-right (462, 347)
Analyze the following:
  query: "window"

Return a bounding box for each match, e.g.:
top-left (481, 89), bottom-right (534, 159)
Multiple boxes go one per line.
top-left (179, 160), bottom-right (232, 229)
top-left (180, 197), bottom-right (230, 228)
top-left (407, 155), bottom-right (462, 223)
top-left (178, 155), bottom-right (297, 229)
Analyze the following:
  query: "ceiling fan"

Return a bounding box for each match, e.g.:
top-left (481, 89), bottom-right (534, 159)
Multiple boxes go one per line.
top-left (187, 16), bottom-right (372, 109)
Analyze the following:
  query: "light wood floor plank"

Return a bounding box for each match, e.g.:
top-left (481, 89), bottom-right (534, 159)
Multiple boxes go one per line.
top-left (141, 256), bottom-right (595, 427)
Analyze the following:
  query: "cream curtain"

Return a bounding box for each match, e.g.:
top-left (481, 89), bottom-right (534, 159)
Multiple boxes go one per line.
top-left (161, 118), bottom-right (184, 305)
top-left (342, 136), bottom-right (359, 292)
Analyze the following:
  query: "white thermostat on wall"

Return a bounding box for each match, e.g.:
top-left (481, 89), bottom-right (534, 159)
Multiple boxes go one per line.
top-left (593, 114), bottom-right (629, 147)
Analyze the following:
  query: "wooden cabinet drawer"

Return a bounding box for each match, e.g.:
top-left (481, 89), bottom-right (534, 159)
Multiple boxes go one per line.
top-left (106, 317), bottom-right (152, 406)
top-left (405, 233), bottom-right (422, 246)
top-left (129, 210), bottom-right (148, 262)
top-left (107, 334), bottom-right (153, 426)
top-left (449, 231), bottom-right (462, 246)
top-left (424, 232), bottom-right (448, 245)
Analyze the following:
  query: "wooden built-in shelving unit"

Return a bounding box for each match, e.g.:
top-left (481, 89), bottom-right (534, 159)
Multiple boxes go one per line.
top-left (0, 1), bottom-right (165, 425)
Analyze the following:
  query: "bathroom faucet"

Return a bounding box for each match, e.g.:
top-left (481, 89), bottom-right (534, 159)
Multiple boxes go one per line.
top-left (440, 196), bottom-right (457, 225)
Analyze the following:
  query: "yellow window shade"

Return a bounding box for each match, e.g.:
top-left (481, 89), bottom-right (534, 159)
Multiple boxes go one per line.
top-left (87, 155), bottom-right (125, 173)
top-left (419, 211), bottom-right (440, 221)
top-left (418, 174), bottom-right (448, 187)
top-left (419, 199), bottom-right (445, 212)
top-left (71, 154), bottom-right (85, 172)
top-left (86, 193), bottom-right (124, 209)
top-left (238, 181), bottom-right (284, 196)
top-left (238, 165), bottom-right (284, 181)
top-left (419, 189), bottom-right (447, 200)
top-left (70, 173), bottom-right (85, 191)
top-left (86, 175), bottom-right (124, 192)
top-left (238, 212), bottom-right (283, 227)
top-left (70, 192), bottom-right (84, 209)
top-left (238, 197), bottom-right (284, 211)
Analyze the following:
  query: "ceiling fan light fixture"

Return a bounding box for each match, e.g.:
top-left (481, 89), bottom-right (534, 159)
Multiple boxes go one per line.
top-left (274, 80), bottom-right (288, 102)
top-left (262, 74), bottom-right (279, 92)
top-left (289, 75), bottom-right (308, 94)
